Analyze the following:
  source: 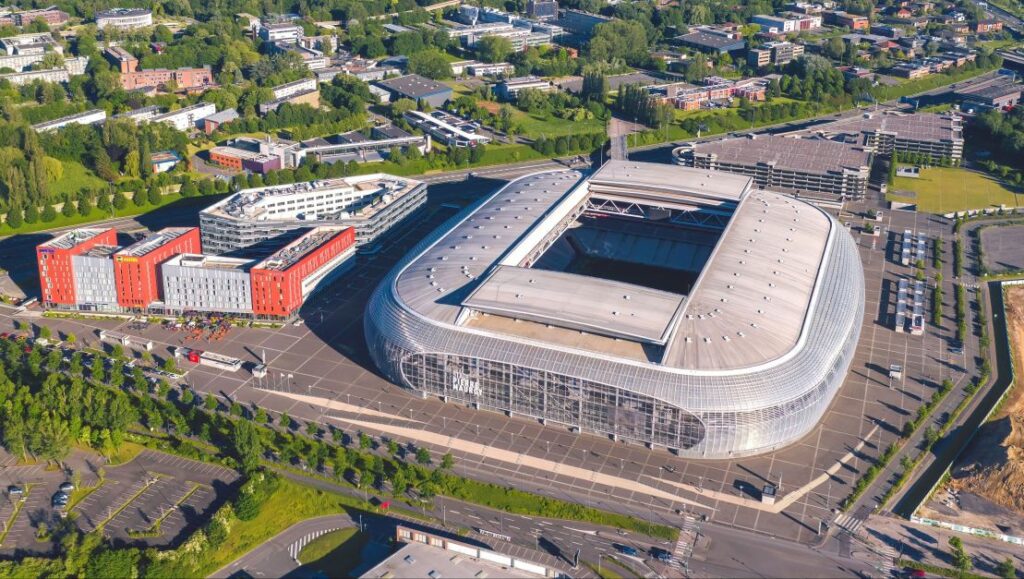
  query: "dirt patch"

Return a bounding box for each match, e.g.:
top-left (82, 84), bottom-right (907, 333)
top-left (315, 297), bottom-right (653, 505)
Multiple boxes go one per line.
top-left (920, 285), bottom-right (1024, 531)
top-left (477, 100), bottom-right (500, 114)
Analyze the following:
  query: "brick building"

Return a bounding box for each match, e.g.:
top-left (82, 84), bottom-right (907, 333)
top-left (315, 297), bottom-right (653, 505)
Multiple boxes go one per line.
top-left (37, 228), bottom-right (117, 307)
top-left (120, 66), bottom-right (214, 91)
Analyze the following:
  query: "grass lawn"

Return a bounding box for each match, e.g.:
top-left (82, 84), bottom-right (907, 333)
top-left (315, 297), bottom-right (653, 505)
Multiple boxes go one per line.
top-left (888, 167), bottom-right (1024, 213)
top-left (105, 441), bottom-right (147, 465)
top-left (197, 479), bottom-right (373, 577)
top-left (298, 527), bottom-right (369, 576)
top-left (510, 108), bottom-right (606, 138)
top-left (49, 160), bottom-right (106, 197)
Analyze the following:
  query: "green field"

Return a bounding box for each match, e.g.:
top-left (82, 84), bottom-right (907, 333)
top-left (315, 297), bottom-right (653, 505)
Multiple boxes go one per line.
top-left (889, 167), bottom-right (1024, 213)
top-left (298, 527), bottom-right (368, 576)
top-left (49, 160), bottom-right (106, 196)
top-left (510, 108), bottom-right (606, 138)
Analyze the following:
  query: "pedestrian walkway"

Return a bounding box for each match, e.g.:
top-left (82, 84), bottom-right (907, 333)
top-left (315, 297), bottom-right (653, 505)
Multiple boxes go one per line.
top-left (670, 514), bottom-right (700, 571)
top-left (288, 527), bottom-right (341, 563)
top-left (877, 544), bottom-right (898, 576)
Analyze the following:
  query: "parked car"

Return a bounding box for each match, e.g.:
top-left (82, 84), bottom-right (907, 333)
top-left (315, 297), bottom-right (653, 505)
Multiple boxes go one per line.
top-left (51, 491), bottom-right (69, 508)
top-left (59, 482), bottom-right (75, 492)
top-left (7, 485), bottom-right (23, 496)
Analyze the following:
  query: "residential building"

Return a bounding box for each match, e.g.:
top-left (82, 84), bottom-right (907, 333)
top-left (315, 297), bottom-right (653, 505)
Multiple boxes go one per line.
top-left (104, 46), bottom-right (138, 73)
top-left (747, 41), bottom-right (805, 67)
top-left (751, 13), bottom-right (821, 34)
top-left (557, 9), bottom-right (611, 36)
top-left (403, 110), bottom-right (489, 148)
top-left (201, 108), bottom-right (239, 134)
top-left (95, 8), bottom-right (153, 29)
top-left (496, 75), bottom-right (555, 100)
top-left (0, 6), bottom-right (69, 27)
top-left (975, 19), bottom-right (1003, 33)
top-left (373, 74), bottom-right (452, 107)
top-left (113, 227), bottom-right (201, 309)
top-left (151, 102), bottom-right (217, 131)
top-left (527, 0), bottom-right (559, 20)
top-left (467, 62), bottom-right (515, 77)
top-left (0, 32), bottom-right (62, 55)
top-left (673, 134), bottom-right (872, 200)
top-left (113, 105), bottom-right (161, 123)
top-left (31, 108), bottom-right (106, 132)
top-left (119, 66), bottom-right (214, 91)
top-left (824, 11), bottom-right (869, 30)
top-left (258, 79), bottom-right (320, 115)
top-left (668, 77), bottom-right (768, 110)
top-left (259, 22), bottom-right (303, 44)
top-left (674, 28), bottom-right (747, 55)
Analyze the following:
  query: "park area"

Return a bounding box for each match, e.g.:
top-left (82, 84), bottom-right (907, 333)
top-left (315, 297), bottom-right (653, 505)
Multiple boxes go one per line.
top-left (888, 167), bottom-right (1023, 214)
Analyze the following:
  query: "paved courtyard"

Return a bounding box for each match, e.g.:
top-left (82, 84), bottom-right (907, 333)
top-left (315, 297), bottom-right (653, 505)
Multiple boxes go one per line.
top-left (3, 176), bottom-right (972, 545)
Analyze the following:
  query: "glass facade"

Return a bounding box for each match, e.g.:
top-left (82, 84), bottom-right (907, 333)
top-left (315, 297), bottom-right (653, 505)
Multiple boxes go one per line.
top-left (365, 176), bottom-right (865, 459)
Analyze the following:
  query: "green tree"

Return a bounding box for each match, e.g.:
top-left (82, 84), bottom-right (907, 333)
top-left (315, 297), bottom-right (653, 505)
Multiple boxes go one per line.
top-left (112, 191), bottom-right (128, 210)
top-left (407, 49), bottom-right (453, 80)
top-left (39, 325), bottom-right (51, 340)
top-left (24, 204), bottom-right (38, 224)
top-left (204, 394), bottom-right (219, 411)
top-left (476, 36), bottom-right (513, 63)
top-left (6, 204), bottom-right (22, 229)
top-left (85, 546), bottom-right (140, 579)
top-left (441, 452), bottom-right (454, 470)
top-left (41, 203), bottom-right (56, 222)
top-left (949, 536), bottom-right (972, 575)
top-left (997, 557), bottom-right (1016, 579)
top-left (416, 446), bottom-right (431, 465)
top-left (233, 420), bottom-right (263, 473)
top-left (147, 184), bottom-right (161, 206)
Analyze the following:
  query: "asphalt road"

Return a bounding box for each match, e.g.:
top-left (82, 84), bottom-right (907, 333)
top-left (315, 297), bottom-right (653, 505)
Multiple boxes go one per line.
top-left (210, 514), bottom-right (356, 578)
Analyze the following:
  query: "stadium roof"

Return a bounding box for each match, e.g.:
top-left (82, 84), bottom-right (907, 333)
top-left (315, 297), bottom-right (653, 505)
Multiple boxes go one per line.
top-left (393, 161), bottom-right (837, 372)
top-left (464, 265), bottom-right (686, 343)
top-left (688, 135), bottom-right (872, 174)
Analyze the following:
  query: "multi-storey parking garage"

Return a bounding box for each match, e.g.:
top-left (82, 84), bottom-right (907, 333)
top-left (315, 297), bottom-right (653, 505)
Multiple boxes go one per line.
top-left (366, 161), bottom-right (865, 458)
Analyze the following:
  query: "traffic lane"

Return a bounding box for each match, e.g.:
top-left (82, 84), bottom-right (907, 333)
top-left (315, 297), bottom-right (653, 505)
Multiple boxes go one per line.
top-left (210, 514), bottom-right (356, 578)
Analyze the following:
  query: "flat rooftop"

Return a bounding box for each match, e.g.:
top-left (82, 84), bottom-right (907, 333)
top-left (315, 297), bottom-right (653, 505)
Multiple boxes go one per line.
top-left (81, 245), bottom-right (121, 258)
top-left (165, 253), bottom-right (252, 271)
top-left (839, 112), bottom-right (963, 143)
top-left (360, 542), bottom-right (537, 579)
top-left (464, 265), bottom-right (686, 343)
top-left (201, 174), bottom-right (423, 222)
top-left (956, 77), bottom-right (1022, 100)
top-left (253, 226), bottom-right (350, 271)
top-left (376, 74), bottom-right (451, 98)
top-left (116, 227), bottom-right (193, 257)
top-left (688, 135), bottom-right (872, 174)
top-left (40, 228), bottom-right (110, 250)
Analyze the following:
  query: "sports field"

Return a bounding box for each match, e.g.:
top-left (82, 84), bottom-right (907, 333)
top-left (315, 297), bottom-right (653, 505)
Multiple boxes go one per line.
top-left (888, 167), bottom-right (1023, 213)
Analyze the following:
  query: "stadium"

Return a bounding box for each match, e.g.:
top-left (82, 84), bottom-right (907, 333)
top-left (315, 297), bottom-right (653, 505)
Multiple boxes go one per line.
top-left (365, 161), bottom-right (864, 458)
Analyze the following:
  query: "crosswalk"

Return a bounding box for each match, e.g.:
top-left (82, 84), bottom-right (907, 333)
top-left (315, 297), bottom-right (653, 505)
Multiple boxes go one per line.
top-left (669, 515), bottom-right (701, 570)
top-left (877, 544), bottom-right (899, 576)
top-left (833, 513), bottom-right (866, 535)
top-left (288, 527), bottom-right (341, 563)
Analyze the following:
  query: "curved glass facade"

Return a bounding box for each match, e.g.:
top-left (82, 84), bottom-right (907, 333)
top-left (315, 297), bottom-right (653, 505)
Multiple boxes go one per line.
top-left (365, 183), bottom-right (865, 459)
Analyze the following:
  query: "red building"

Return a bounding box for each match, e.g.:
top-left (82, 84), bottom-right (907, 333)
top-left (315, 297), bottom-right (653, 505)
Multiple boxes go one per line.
top-left (113, 227), bottom-right (200, 309)
top-left (119, 66), bottom-right (214, 91)
top-left (250, 227), bottom-right (356, 317)
top-left (37, 228), bottom-right (116, 306)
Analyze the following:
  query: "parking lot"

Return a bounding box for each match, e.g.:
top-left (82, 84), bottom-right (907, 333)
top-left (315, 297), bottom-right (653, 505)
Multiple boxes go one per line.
top-left (979, 223), bottom-right (1024, 274)
top-left (1, 174), bottom-right (972, 546)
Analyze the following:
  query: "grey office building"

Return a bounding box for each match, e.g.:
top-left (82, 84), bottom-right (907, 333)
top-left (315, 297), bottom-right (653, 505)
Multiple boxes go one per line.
top-left (160, 254), bottom-right (253, 314)
top-left (199, 174), bottom-right (426, 255)
top-left (71, 246), bottom-right (120, 310)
